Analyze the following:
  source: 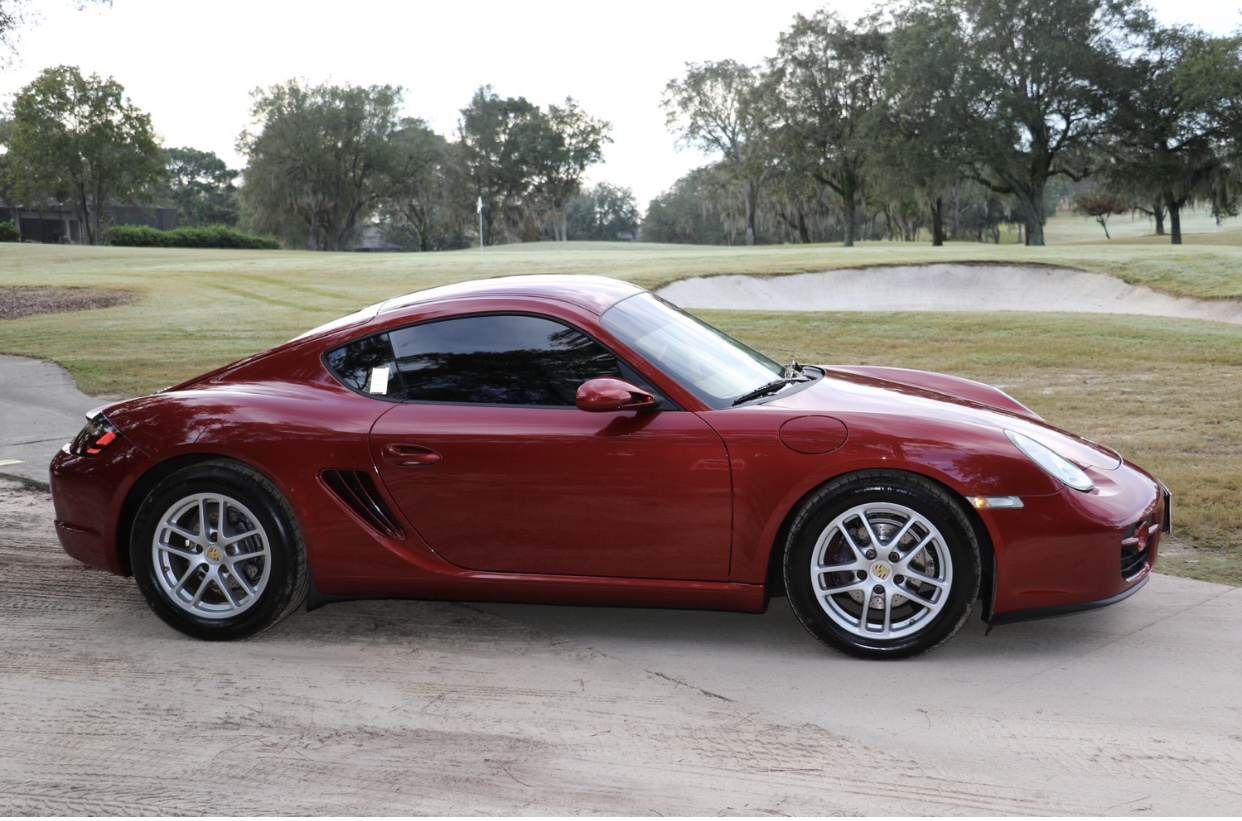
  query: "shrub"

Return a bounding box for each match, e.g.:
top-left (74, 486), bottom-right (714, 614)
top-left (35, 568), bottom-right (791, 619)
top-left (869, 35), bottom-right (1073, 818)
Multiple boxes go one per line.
top-left (0, 221), bottom-right (21, 242)
top-left (105, 224), bottom-right (279, 250)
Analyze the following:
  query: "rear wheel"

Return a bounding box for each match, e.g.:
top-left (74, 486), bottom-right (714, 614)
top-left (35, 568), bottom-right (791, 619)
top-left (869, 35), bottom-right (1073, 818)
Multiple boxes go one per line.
top-left (130, 460), bottom-right (308, 640)
top-left (784, 471), bottom-right (980, 659)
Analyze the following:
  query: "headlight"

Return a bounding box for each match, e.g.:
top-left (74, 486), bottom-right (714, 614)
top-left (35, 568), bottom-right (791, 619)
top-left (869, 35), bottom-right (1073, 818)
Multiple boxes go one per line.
top-left (1005, 430), bottom-right (1095, 492)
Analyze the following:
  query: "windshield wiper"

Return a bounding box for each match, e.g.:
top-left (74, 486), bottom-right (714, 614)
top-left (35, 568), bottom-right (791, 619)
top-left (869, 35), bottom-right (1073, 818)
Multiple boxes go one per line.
top-left (732, 373), bottom-right (811, 406)
top-left (732, 379), bottom-right (798, 406)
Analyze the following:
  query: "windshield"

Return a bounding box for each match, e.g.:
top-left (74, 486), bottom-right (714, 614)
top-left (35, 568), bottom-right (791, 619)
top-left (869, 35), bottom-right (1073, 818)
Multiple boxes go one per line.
top-left (601, 293), bottom-right (784, 409)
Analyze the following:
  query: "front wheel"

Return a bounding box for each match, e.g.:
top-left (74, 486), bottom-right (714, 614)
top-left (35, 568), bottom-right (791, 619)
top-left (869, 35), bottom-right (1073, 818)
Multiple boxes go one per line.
top-left (130, 460), bottom-right (308, 640)
top-left (783, 471), bottom-right (980, 659)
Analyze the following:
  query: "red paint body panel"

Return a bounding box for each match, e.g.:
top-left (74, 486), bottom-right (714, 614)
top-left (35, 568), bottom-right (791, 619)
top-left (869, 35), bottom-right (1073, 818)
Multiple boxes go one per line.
top-left (370, 402), bottom-right (732, 579)
top-left (49, 274), bottom-right (1165, 626)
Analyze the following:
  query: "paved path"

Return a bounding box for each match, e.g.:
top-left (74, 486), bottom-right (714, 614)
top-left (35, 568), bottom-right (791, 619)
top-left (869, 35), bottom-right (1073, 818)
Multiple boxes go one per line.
top-left (0, 354), bottom-right (99, 485)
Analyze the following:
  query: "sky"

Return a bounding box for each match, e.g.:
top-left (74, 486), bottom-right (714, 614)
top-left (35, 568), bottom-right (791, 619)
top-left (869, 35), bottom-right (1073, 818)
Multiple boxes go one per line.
top-left (2, 0), bottom-right (1239, 208)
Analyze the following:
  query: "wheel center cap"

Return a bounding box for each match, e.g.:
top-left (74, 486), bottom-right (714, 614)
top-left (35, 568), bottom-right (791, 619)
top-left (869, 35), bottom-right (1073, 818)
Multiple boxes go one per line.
top-left (206, 545), bottom-right (224, 563)
top-left (871, 562), bottom-right (892, 581)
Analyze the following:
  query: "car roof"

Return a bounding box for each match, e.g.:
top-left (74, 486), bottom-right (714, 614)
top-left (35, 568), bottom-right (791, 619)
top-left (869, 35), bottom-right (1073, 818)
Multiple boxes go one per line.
top-left (294, 274), bottom-right (646, 342)
top-left (375, 274), bottom-right (645, 316)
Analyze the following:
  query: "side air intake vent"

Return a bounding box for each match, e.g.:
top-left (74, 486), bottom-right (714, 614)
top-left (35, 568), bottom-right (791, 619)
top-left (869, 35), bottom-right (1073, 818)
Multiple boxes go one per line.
top-left (321, 469), bottom-right (405, 539)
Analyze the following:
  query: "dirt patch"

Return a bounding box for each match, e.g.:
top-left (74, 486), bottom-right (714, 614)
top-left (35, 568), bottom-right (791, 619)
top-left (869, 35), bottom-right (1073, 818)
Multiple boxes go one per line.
top-left (0, 287), bottom-right (136, 321)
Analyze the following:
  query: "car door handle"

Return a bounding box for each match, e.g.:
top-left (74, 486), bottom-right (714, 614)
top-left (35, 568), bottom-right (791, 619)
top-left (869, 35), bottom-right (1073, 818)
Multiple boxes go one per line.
top-left (382, 443), bottom-right (442, 467)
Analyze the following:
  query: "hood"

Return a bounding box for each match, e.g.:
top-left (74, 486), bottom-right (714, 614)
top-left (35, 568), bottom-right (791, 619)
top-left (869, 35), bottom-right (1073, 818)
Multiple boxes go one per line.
top-left (767, 366), bottom-right (1122, 470)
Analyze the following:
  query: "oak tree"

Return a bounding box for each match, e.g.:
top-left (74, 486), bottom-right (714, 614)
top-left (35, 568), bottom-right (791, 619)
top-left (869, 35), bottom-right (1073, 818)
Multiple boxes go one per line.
top-left (239, 79), bottom-right (401, 250)
top-left (663, 60), bottom-right (769, 245)
top-left (6, 64), bottom-right (164, 245)
top-left (766, 11), bottom-right (888, 247)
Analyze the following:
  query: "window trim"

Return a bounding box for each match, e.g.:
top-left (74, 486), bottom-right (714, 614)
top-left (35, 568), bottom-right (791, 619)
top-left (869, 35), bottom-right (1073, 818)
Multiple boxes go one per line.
top-left (323, 311), bottom-right (681, 410)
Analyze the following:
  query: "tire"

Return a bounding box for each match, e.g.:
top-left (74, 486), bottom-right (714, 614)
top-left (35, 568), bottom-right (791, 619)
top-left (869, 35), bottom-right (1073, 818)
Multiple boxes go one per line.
top-left (130, 460), bottom-right (309, 640)
top-left (783, 471), bottom-right (980, 660)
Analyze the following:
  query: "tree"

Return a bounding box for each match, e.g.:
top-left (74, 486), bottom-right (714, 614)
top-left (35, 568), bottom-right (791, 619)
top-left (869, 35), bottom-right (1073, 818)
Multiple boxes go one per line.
top-left (455, 88), bottom-right (609, 244)
top-left (663, 60), bottom-right (770, 246)
top-left (766, 11), bottom-right (888, 247)
top-left (377, 118), bottom-right (466, 251)
top-left (162, 147), bottom-right (238, 227)
top-left (926, 0), bottom-right (1145, 246)
top-left (1073, 189), bottom-right (1128, 238)
top-left (762, 153), bottom-right (832, 244)
top-left (642, 169), bottom-right (732, 245)
top-left (530, 98), bottom-right (610, 241)
top-left (6, 65), bottom-right (164, 245)
top-left (565, 182), bottom-right (640, 240)
top-left (457, 86), bottom-right (546, 245)
top-left (0, 116), bottom-right (16, 209)
top-left (239, 79), bottom-right (402, 251)
top-left (873, 4), bottom-right (973, 246)
top-left (1107, 27), bottom-right (1242, 243)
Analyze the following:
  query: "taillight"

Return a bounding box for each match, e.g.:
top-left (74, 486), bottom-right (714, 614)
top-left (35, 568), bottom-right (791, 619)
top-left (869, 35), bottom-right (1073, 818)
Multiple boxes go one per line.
top-left (70, 414), bottom-right (122, 457)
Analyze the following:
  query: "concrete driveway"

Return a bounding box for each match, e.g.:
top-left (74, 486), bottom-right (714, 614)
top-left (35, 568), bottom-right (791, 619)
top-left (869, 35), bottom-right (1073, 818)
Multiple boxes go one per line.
top-left (0, 354), bottom-right (98, 485)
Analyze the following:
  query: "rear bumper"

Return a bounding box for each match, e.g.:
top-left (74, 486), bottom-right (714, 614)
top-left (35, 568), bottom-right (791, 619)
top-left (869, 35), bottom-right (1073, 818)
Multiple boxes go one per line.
top-left (50, 442), bottom-right (149, 576)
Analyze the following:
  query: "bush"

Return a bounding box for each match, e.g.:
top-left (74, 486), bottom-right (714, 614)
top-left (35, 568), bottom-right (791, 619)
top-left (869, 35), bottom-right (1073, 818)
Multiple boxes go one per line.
top-left (105, 224), bottom-right (279, 250)
top-left (0, 221), bottom-right (20, 242)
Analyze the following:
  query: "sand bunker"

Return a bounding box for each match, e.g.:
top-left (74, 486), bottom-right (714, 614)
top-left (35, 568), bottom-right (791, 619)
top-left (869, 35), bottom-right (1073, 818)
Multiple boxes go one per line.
top-left (657, 264), bottom-right (1242, 325)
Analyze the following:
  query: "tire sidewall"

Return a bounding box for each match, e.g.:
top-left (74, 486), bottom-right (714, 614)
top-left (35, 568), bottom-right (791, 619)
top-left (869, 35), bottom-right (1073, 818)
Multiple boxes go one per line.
top-left (784, 473), bottom-right (980, 659)
top-left (130, 461), bottom-right (303, 641)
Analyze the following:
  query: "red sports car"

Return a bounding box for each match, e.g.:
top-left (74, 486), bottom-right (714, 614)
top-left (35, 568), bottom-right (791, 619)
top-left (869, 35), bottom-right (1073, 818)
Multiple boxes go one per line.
top-left (50, 275), bottom-right (1168, 658)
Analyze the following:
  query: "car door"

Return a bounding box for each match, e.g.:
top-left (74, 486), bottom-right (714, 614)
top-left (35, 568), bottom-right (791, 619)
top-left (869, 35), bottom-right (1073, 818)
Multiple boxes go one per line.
top-left (367, 313), bottom-right (733, 581)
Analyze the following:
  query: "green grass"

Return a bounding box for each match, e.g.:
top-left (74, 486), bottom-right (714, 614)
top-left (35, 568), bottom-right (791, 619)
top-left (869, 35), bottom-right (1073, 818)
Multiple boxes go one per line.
top-left (2, 225), bottom-right (1240, 585)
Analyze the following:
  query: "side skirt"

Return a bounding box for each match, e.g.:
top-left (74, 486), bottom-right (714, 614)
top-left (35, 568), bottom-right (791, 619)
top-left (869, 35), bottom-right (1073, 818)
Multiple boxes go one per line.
top-left (306, 566), bottom-right (769, 614)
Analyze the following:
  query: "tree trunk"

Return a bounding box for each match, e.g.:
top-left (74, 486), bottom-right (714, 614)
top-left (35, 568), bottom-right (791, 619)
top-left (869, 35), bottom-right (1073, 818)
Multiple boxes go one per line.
top-left (1166, 191), bottom-right (1183, 245)
top-left (75, 188), bottom-right (92, 245)
top-left (742, 178), bottom-right (756, 246)
top-left (1026, 220), bottom-right (1043, 245)
top-left (1024, 184), bottom-right (1046, 247)
top-left (842, 174), bottom-right (856, 248)
top-left (931, 196), bottom-right (945, 247)
top-left (1152, 195), bottom-right (1166, 236)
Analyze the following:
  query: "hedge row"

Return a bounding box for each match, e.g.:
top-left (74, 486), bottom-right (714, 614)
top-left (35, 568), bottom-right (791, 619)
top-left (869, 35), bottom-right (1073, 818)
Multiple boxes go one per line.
top-left (105, 225), bottom-right (280, 250)
top-left (0, 221), bottom-right (20, 242)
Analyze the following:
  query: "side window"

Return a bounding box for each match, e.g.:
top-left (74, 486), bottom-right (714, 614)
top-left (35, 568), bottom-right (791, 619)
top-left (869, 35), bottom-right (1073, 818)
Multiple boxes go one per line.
top-left (324, 332), bottom-right (397, 396)
top-left (389, 314), bottom-right (622, 406)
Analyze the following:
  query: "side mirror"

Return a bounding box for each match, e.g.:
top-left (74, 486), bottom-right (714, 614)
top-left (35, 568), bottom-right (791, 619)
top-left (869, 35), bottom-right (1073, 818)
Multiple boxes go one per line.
top-left (575, 377), bottom-right (657, 412)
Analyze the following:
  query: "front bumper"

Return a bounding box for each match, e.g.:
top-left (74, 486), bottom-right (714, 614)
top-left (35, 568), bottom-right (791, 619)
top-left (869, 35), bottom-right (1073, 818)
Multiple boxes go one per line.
top-left (980, 460), bottom-right (1165, 619)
